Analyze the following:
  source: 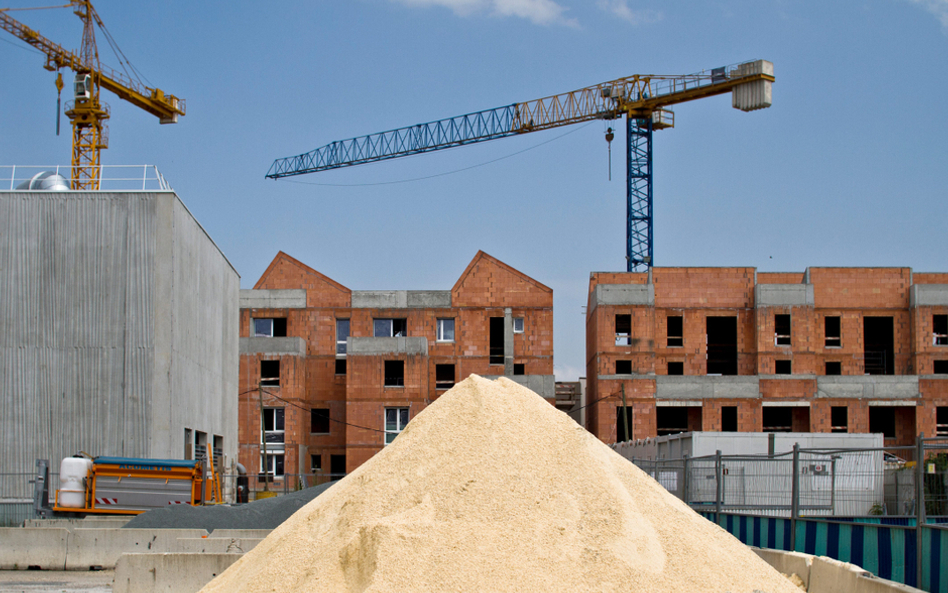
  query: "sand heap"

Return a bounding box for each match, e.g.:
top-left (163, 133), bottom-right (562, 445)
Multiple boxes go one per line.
top-left (202, 376), bottom-right (800, 593)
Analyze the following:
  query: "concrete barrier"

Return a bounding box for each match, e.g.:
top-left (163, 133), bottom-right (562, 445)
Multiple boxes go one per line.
top-left (207, 529), bottom-right (272, 539)
top-left (0, 528), bottom-right (68, 570)
top-left (112, 553), bottom-right (242, 593)
top-left (752, 548), bottom-right (925, 593)
top-left (65, 528), bottom-right (208, 569)
top-left (22, 517), bottom-right (131, 530)
top-left (173, 538), bottom-right (263, 554)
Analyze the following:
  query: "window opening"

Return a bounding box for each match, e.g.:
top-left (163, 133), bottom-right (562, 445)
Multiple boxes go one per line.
top-left (436, 364), bottom-right (455, 390)
top-left (721, 406), bottom-right (738, 432)
top-left (775, 314), bottom-right (791, 346)
top-left (260, 453), bottom-right (285, 480)
top-left (384, 360), bottom-right (405, 387)
top-left (825, 316), bottom-right (841, 348)
top-left (489, 317), bottom-right (505, 365)
top-left (254, 318), bottom-right (287, 337)
top-left (260, 360), bottom-right (280, 386)
top-left (868, 407), bottom-right (896, 438)
top-left (667, 316), bottom-right (683, 347)
top-left (336, 319), bottom-right (349, 355)
top-left (831, 406), bottom-right (848, 433)
top-left (657, 407), bottom-right (696, 437)
top-left (311, 408), bottom-right (330, 434)
top-left (762, 408), bottom-right (792, 432)
top-left (311, 454), bottom-right (322, 475)
top-left (863, 317), bottom-right (894, 375)
top-left (335, 358), bottom-right (347, 375)
top-left (935, 315), bottom-right (948, 346)
top-left (437, 318), bottom-right (455, 342)
top-left (615, 360), bottom-right (632, 375)
top-left (937, 407), bottom-right (948, 437)
top-left (667, 361), bottom-right (684, 375)
top-left (706, 317), bottom-right (738, 375)
top-left (825, 361), bottom-right (841, 376)
top-left (775, 360), bottom-right (791, 375)
top-left (260, 408), bottom-right (285, 480)
top-left (615, 314), bottom-right (632, 346)
top-left (616, 406), bottom-right (634, 442)
top-left (262, 408), bottom-right (284, 444)
top-left (374, 318), bottom-right (407, 337)
top-left (513, 317), bottom-right (524, 333)
top-left (935, 361), bottom-right (948, 374)
top-left (513, 363), bottom-right (525, 375)
top-left (330, 454), bottom-right (346, 479)
top-left (385, 407), bottom-right (409, 445)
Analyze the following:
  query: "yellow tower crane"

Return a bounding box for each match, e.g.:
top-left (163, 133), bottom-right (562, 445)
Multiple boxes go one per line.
top-left (0, 1), bottom-right (185, 189)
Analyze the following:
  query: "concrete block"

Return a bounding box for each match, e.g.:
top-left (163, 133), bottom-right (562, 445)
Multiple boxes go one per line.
top-left (348, 336), bottom-right (428, 356)
top-left (238, 336), bottom-right (306, 356)
top-left (910, 284), bottom-right (948, 307)
top-left (239, 289), bottom-right (307, 309)
top-left (756, 284), bottom-right (814, 307)
top-left (406, 291), bottom-right (451, 308)
top-left (751, 547), bottom-right (811, 589)
top-left (655, 376), bottom-right (760, 400)
top-left (0, 528), bottom-right (68, 569)
top-left (65, 528), bottom-right (208, 569)
top-left (352, 290), bottom-right (407, 309)
top-left (589, 284), bottom-right (654, 311)
top-left (112, 553), bottom-right (243, 593)
top-left (173, 538), bottom-right (263, 554)
top-left (207, 529), bottom-right (272, 539)
top-left (816, 376), bottom-right (919, 400)
top-left (808, 555), bottom-right (924, 593)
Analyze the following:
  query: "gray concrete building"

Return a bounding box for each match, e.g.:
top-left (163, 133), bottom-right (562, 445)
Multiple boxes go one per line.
top-left (0, 188), bottom-right (239, 505)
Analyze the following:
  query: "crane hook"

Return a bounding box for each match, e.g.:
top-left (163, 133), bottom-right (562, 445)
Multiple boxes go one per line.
top-left (55, 72), bottom-right (63, 136)
top-left (605, 127), bottom-right (614, 181)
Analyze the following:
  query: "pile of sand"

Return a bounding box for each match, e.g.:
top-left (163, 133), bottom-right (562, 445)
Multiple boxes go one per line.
top-left (201, 376), bottom-right (801, 593)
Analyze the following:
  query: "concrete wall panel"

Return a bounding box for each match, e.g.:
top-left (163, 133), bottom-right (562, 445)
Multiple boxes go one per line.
top-left (113, 553), bottom-right (243, 593)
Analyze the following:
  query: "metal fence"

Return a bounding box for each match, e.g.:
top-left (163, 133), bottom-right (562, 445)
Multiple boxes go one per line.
top-left (626, 436), bottom-right (948, 592)
top-left (1, 165), bottom-right (172, 191)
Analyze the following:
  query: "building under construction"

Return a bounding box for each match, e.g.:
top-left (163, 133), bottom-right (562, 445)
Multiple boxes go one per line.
top-left (586, 267), bottom-right (948, 449)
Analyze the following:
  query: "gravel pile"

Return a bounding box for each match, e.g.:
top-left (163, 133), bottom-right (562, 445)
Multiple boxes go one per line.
top-left (123, 481), bottom-right (336, 531)
top-left (201, 375), bottom-right (802, 593)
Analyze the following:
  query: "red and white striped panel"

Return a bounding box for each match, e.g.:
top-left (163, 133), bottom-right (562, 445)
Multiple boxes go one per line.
top-left (95, 498), bottom-right (118, 505)
top-left (168, 501), bottom-right (187, 505)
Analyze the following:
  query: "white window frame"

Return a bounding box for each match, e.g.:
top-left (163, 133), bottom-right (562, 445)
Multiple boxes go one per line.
top-left (374, 318), bottom-right (407, 337)
top-left (254, 318), bottom-right (274, 337)
top-left (436, 318), bottom-right (455, 342)
top-left (384, 407), bottom-right (409, 445)
top-left (261, 408), bottom-right (285, 445)
top-left (336, 319), bottom-right (350, 356)
top-left (774, 314), bottom-right (791, 346)
top-left (513, 317), bottom-right (524, 334)
top-left (260, 452), bottom-right (285, 478)
top-left (934, 315), bottom-right (948, 346)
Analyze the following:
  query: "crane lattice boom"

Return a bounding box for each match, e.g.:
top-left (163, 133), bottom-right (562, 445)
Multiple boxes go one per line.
top-left (267, 60), bottom-right (774, 271)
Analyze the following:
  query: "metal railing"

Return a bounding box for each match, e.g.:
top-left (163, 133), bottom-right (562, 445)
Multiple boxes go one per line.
top-left (1, 165), bottom-right (172, 191)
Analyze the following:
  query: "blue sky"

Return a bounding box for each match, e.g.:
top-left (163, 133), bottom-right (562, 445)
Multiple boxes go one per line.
top-left (2, 0), bottom-right (947, 381)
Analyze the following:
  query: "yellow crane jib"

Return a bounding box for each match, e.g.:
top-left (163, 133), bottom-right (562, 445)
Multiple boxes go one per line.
top-left (0, 2), bottom-right (186, 189)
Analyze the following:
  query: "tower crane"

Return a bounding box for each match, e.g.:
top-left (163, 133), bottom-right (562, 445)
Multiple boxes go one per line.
top-left (267, 60), bottom-right (773, 271)
top-left (0, 1), bottom-right (185, 190)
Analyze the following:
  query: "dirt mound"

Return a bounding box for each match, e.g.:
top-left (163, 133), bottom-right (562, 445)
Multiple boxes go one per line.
top-left (201, 375), bottom-right (800, 593)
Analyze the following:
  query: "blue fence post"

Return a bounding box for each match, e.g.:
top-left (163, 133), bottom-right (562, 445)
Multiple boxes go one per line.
top-left (715, 450), bottom-right (723, 524)
top-left (916, 434), bottom-right (926, 589)
top-left (791, 443), bottom-right (800, 551)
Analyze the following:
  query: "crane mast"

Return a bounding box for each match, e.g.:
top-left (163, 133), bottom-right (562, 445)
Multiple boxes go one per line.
top-left (0, 1), bottom-right (185, 190)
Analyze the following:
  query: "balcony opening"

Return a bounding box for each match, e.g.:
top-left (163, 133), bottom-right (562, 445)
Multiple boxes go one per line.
top-left (436, 364), bottom-right (455, 390)
top-left (374, 318), bottom-right (407, 337)
top-left (831, 406), bottom-right (848, 433)
top-left (657, 407), bottom-right (701, 436)
top-left (667, 316), bottom-right (683, 347)
top-left (775, 314), bottom-right (791, 346)
top-left (615, 314), bottom-right (632, 346)
top-left (868, 407), bottom-right (896, 439)
top-left (254, 318), bottom-right (287, 337)
top-left (721, 406), bottom-right (738, 432)
top-left (825, 316), bottom-right (841, 348)
top-left (863, 317), bottom-right (894, 375)
top-left (762, 407), bottom-right (792, 432)
top-left (384, 360), bottom-right (404, 387)
top-left (489, 317), bottom-right (504, 365)
top-left (707, 316), bottom-right (737, 375)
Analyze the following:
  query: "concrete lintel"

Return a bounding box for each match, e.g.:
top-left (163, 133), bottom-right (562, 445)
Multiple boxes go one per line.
top-left (655, 400), bottom-right (702, 407)
top-left (352, 290), bottom-right (452, 309)
top-left (760, 374), bottom-right (818, 380)
top-left (868, 400), bottom-right (918, 407)
top-left (240, 289), bottom-right (307, 310)
top-left (656, 376), bottom-right (760, 400)
top-left (755, 284), bottom-right (814, 308)
top-left (348, 336), bottom-right (428, 356)
top-left (590, 284), bottom-right (654, 313)
top-left (483, 374), bottom-right (555, 399)
top-left (910, 284), bottom-right (948, 307)
top-left (816, 376), bottom-right (919, 400)
top-left (239, 336), bottom-right (306, 356)
top-left (762, 401), bottom-right (811, 407)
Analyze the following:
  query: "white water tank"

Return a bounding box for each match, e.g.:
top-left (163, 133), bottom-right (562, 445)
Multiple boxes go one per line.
top-left (15, 171), bottom-right (70, 191)
top-left (58, 457), bottom-right (93, 508)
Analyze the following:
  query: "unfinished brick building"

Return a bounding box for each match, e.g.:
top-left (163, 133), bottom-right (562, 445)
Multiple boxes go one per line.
top-left (238, 251), bottom-right (553, 485)
top-left (586, 267), bottom-right (948, 450)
